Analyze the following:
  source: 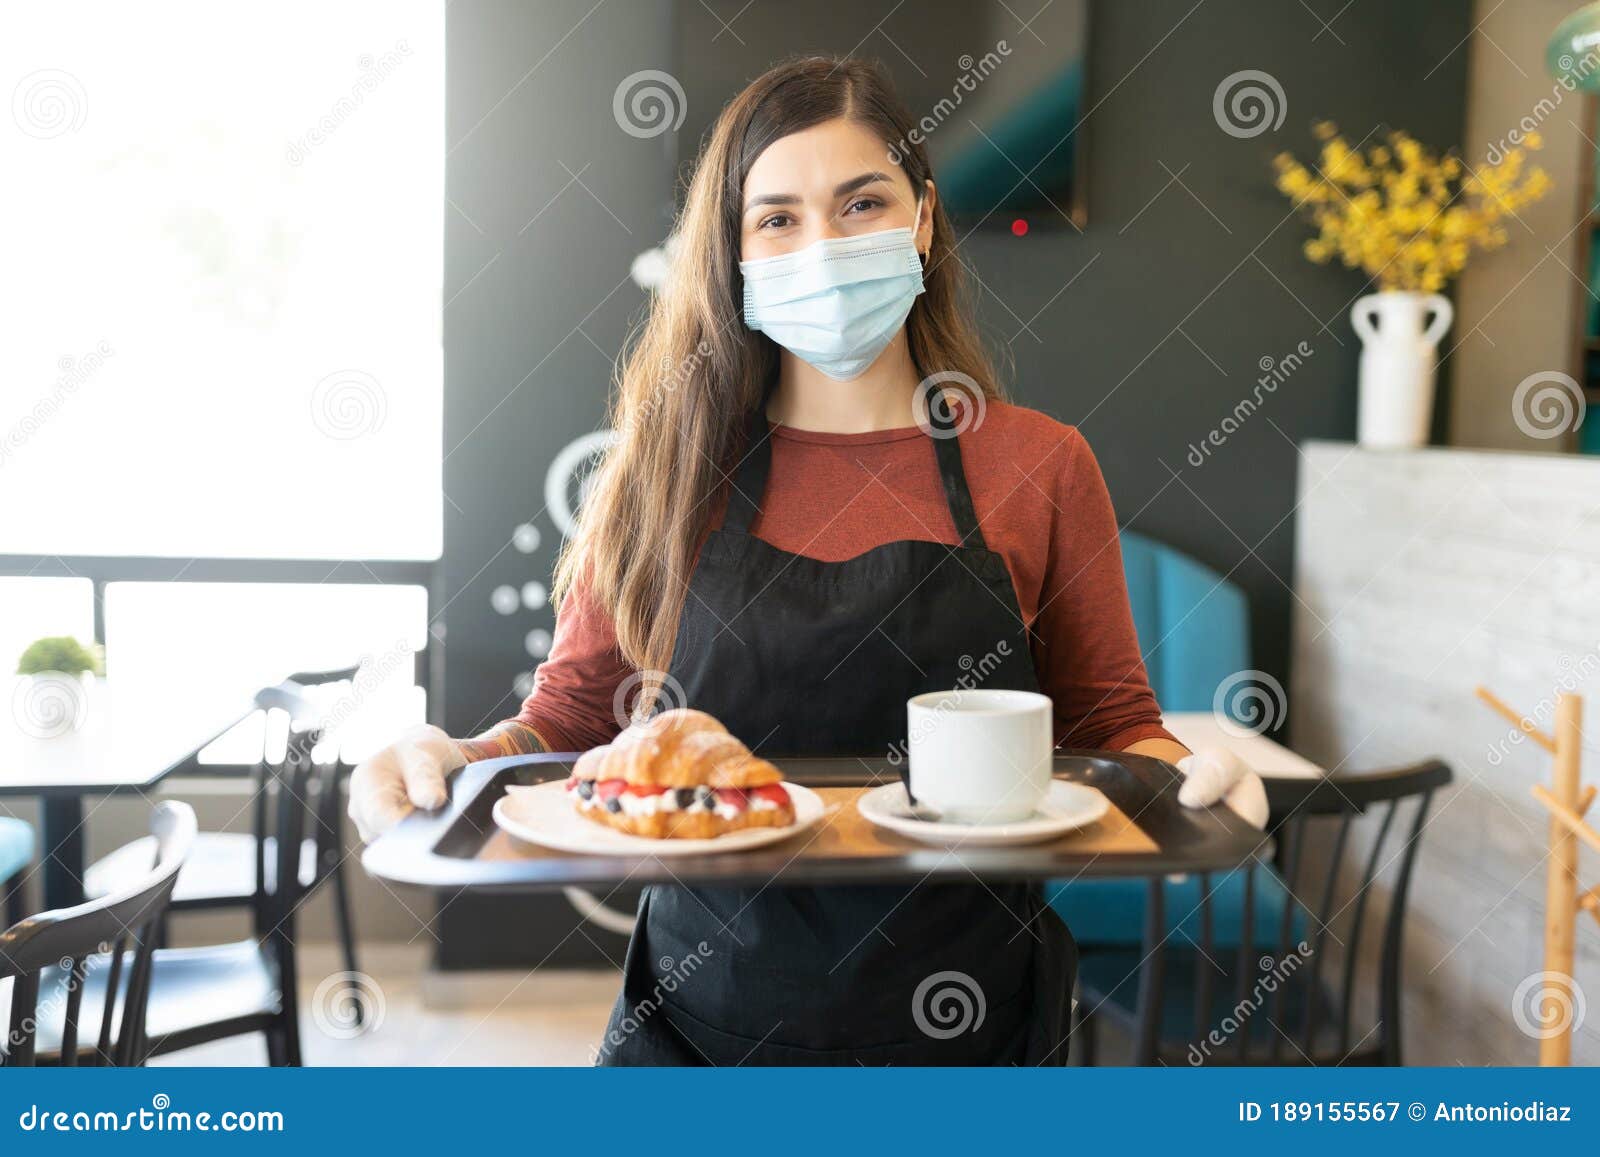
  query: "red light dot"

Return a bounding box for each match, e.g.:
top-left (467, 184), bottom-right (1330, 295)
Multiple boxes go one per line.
top-left (1011, 218), bottom-right (1029, 236)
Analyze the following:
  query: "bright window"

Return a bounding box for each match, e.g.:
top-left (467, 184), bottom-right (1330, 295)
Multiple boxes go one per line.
top-left (0, 0), bottom-right (443, 559)
top-left (104, 582), bottom-right (428, 763)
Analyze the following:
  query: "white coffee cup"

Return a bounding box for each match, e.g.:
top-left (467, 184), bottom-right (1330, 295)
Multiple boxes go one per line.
top-left (905, 689), bottom-right (1054, 824)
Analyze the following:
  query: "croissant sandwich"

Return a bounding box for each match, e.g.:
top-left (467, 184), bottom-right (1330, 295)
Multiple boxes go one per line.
top-left (564, 708), bottom-right (795, 838)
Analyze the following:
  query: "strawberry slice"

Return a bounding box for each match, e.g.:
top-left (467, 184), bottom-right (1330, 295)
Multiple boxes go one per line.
top-left (713, 788), bottom-right (748, 810)
top-left (625, 783), bottom-right (669, 797)
top-left (750, 784), bottom-right (790, 807)
top-left (595, 779), bottom-right (627, 801)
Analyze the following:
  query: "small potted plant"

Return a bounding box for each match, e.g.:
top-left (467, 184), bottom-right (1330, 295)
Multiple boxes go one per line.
top-left (15, 636), bottom-right (103, 738)
top-left (1274, 123), bottom-right (1550, 448)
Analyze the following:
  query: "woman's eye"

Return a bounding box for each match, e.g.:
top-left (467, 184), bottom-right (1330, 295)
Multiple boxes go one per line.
top-left (845, 197), bottom-right (883, 215)
top-left (757, 213), bottom-right (793, 231)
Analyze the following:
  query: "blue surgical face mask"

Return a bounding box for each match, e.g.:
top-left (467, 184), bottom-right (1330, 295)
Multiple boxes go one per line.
top-left (739, 220), bottom-right (926, 382)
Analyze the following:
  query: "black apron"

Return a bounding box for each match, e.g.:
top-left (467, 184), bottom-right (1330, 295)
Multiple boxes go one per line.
top-left (596, 413), bottom-right (1076, 1065)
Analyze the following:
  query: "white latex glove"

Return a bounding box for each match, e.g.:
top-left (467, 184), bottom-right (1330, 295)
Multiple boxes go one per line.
top-left (1176, 746), bottom-right (1269, 830)
top-left (348, 723), bottom-right (468, 843)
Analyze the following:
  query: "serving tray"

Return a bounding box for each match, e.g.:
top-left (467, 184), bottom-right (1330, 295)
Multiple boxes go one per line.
top-left (361, 750), bottom-right (1270, 892)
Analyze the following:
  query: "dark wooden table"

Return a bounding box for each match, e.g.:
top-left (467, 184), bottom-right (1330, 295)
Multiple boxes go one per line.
top-left (363, 749), bottom-right (1270, 892)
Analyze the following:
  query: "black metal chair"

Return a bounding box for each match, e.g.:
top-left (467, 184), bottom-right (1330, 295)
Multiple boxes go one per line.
top-left (36, 699), bottom-right (331, 1064)
top-left (1072, 759), bottom-right (1452, 1066)
top-left (142, 698), bottom-right (324, 1064)
top-left (151, 701), bottom-right (327, 1064)
top-left (0, 801), bottom-right (197, 1066)
top-left (85, 665), bottom-right (363, 1012)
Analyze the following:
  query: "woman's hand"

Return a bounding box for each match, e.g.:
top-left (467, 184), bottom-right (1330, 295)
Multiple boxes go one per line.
top-left (1176, 746), bottom-right (1269, 829)
top-left (347, 724), bottom-right (468, 843)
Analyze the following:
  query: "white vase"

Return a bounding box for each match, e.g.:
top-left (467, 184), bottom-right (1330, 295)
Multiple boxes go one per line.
top-left (1350, 291), bottom-right (1453, 449)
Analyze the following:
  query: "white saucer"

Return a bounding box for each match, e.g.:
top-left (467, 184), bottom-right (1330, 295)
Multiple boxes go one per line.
top-left (492, 780), bottom-right (825, 856)
top-left (856, 780), bottom-right (1109, 847)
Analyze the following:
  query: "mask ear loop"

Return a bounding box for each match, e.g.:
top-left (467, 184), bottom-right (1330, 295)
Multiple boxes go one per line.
top-left (913, 193), bottom-right (929, 264)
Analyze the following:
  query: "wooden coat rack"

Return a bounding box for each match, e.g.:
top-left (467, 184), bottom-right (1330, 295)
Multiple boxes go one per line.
top-left (1476, 687), bottom-right (1598, 1065)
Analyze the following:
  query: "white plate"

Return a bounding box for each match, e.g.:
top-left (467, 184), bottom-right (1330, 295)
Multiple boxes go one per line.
top-left (857, 780), bottom-right (1109, 847)
top-left (492, 780), bottom-right (825, 856)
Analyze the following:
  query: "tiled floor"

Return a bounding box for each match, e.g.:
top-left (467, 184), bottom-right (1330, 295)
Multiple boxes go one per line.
top-left (148, 944), bottom-right (1123, 1066)
top-left (151, 945), bottom-right (622, 1066)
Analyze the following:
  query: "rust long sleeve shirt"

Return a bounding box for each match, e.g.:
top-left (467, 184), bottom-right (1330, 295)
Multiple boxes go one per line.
top-left (511, 401), bottom-right (1175, 755)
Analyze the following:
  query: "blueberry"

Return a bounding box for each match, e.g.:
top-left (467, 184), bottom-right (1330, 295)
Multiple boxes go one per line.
top-left (576, 780), bottom-right (594, 801)
top-left (695, 786), bottom-right (716, 810)
top-left (605, 797), bottom-right (622, 814)
top-left (675, 788), bottom-right (695, 809)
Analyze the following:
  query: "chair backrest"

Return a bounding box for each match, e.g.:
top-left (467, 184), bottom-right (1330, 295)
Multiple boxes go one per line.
top-left (241, 668), bottom-right (361, 915)
top-left (1139, 759), bottom-right (1453, 1066)
top-left (0, 801), bottom-right (197, 1066)
top-left (1119, 530), bottom-right (1250, 713)
top-left (272, 666), bottom-right (362, 882)
top-left (245, 680), bottom-right (337, 931)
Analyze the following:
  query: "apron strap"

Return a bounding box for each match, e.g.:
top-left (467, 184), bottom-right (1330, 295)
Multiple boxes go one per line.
top-left (722, 405), bottom-right (988, 550)
top-left (722, 413), bottom-right (772, 535)
top-left (929, 413), bottom-right (988, 551)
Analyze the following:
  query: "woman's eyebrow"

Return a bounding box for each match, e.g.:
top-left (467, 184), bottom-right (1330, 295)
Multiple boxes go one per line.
top-left (745, 191), bottom-right (801, 211)
top-left (832, 171), bottom-right (891, 197)
top-left (743, 171), bottom-right (894, 213)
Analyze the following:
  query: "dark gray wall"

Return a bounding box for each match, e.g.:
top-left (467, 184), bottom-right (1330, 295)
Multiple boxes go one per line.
top-left (438, 0), bottom-right (1472, 965)
top-left (439, 0), bottom-right (678, 967)
top-left (441, 0), bottom-right (677, 743)
top-left (975, 0), bottom-right (1472, 707)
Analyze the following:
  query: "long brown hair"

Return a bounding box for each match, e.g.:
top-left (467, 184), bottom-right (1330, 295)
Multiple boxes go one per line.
top-left (554, 56), bottom-right (1002, 677)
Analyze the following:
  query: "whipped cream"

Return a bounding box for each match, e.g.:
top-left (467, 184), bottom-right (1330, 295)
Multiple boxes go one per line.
top-left (566, 778), bottom-right (741, 816)
top-left (617, 791), bottom-right (677, 816)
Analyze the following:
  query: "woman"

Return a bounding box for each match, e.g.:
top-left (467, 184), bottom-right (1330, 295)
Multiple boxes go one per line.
top-left (351, 57), bottom-right (1263, 1065)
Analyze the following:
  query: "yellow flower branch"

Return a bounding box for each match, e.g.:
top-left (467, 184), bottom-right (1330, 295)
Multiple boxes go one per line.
top-left (1274, 121), bottom-right (1551, 293)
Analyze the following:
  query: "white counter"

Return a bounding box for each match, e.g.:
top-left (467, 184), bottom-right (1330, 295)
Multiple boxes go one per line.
top-left (1290, 440), bottom-right (1600, 1065)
